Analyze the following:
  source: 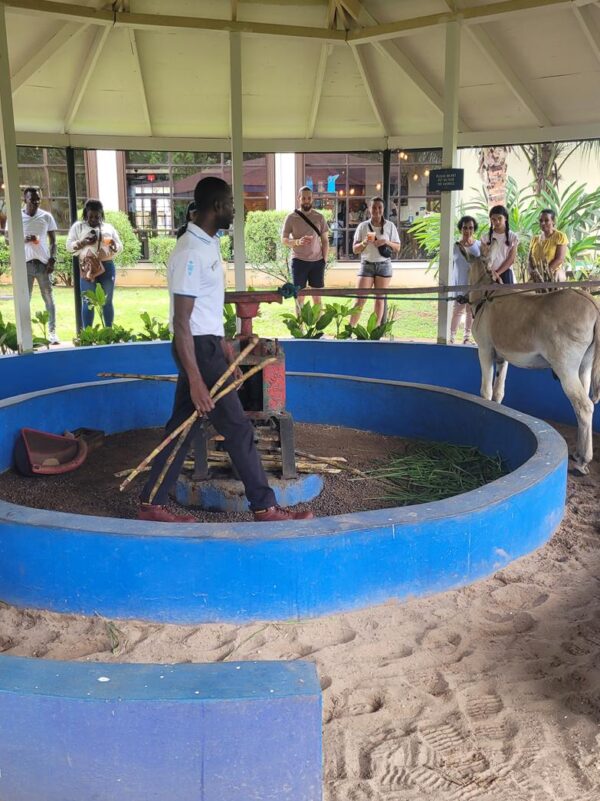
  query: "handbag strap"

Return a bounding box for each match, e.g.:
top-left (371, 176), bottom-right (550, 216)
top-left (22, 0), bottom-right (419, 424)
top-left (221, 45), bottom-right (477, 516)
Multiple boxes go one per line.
top-left (294, 209), bottom-right (322, 239)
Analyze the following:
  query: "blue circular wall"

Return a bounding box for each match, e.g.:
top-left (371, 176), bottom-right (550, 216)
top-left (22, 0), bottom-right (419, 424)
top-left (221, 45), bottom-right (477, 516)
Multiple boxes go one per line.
top-left (0, 350), bottom-right (567, 623)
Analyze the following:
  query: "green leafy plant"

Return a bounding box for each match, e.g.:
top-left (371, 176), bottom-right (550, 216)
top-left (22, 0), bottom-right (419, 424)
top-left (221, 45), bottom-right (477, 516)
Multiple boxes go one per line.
top-left (51, 235), bottom-right (73, 287)
top-left (74, 324), bottom-right (136, 347)
top-left (223, 303), bottom-right (237, 338)
top-left (138, 311), bottom-right (171, 341)
top-left (281, 300), bottom-right (335, 339)
top-left (104, 210), bottom-right (142, 268)
top-left (347, 311), bottom-right (395, 341)
top-left (219, 233), bottom-right (232, 263)
top-left (0, 311), bottom-right (18, 353)
top-left (324, 300), bottom-right (355, 338)
top-left (148, 236), bottom-right (177, 276)
top-left (0, 237), bottom-right (10, 278)
top-left (32, 310), bottom-right (50, 349)
top-left (82, 284), bottom-right (108, 326)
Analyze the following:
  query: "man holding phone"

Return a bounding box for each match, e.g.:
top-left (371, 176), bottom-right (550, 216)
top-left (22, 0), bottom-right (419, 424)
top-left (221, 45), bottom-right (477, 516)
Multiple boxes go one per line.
top-left (5, 187), bottom-right (59, 344)
top-left (282, 186), bottom-right (329, 309)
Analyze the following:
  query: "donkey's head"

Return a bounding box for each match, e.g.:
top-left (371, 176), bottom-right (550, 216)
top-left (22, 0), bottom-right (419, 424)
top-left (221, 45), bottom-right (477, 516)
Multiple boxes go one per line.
top-left (465, 241), bottom-right (497, 287)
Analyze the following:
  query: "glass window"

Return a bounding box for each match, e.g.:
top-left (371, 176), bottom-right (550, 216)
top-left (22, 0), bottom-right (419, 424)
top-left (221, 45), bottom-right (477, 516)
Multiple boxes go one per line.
top-left (124, 151), bottom-right (271, 243)
top-left (391, 149), bottom-right (442, 260)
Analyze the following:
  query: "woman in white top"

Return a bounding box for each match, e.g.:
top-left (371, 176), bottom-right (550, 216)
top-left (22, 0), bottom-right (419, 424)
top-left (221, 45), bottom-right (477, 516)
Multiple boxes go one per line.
top-left (450, 216), bottom-right (480, 345)
top-left (350, 196), bottom-right (401, 326)
top-left (66, 199), bottom-right (123, 327)
top-left (479, 204), bottom-right (518, 284)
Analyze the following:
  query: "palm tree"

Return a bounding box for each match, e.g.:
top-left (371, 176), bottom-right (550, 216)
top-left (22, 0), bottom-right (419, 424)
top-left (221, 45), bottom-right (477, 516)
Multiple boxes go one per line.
top-left (476, 146), bottom-right (511, 206)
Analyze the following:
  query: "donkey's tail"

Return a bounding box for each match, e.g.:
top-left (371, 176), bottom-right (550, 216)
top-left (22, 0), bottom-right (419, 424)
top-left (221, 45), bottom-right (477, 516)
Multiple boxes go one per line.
top-left (591, 315), bottom-right (600, 403)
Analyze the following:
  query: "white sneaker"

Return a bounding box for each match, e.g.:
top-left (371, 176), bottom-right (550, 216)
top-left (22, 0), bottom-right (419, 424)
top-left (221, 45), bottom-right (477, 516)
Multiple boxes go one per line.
top-left (449, 336), bottom-right (456, 344)
top-left (48, 332), bottom-right (60, 345)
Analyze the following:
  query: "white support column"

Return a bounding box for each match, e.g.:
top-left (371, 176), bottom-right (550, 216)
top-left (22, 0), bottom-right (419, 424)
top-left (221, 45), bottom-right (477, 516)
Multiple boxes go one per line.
top-left (229, 31), bottom-right (246, 291)
top-left (437, 20), bottom-right (461, 345)
top-left (0, 2), bottom-right (32, 352)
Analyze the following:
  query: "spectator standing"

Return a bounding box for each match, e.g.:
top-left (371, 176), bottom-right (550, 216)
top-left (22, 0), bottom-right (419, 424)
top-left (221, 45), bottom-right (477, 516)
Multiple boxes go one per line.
top-left (66, 200), bottom-right (123, 327)
top-left (5, 187), bottom-right (59, 344)
top-left (282, 186), bottom-right (329, 308)
top-left (450, 216), bottom-right (480, 344)
top-left (479, 204), bottom-right (518, 284)
top-left (350, 196), bottom-right (401, 327)
top-left (528, 208), bottom-right (568, 283)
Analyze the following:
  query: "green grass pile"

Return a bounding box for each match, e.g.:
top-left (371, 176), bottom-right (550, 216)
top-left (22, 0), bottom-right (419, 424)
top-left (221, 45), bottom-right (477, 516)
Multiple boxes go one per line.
top-left (359, 440), bottom-right (506, 505)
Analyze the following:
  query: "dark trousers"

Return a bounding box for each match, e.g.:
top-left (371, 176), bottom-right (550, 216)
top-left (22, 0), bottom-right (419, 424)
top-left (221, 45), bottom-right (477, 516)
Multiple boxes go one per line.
top-left (140, 336), bottom-right (276, 511)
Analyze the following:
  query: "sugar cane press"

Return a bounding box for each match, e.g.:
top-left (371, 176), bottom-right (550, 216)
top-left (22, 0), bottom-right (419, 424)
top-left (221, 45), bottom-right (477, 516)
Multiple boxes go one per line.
top-left (176, 291), bottom-right (323, 512)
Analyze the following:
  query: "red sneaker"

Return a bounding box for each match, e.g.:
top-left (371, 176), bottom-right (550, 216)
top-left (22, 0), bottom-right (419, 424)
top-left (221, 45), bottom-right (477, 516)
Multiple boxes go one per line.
top-left (138, 503), bottom-right (197, 523)
top-left (253, 506), bottom-right (314, 522)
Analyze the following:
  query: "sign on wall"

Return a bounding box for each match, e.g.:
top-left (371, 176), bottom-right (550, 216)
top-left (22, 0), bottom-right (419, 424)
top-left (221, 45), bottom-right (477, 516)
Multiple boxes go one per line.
top-left (428, 168), bottom-right (464, 192)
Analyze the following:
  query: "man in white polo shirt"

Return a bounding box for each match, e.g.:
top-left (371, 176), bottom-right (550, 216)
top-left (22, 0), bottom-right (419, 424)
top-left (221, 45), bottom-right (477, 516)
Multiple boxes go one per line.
top-left (5, 187), bottom-right (59, 344)
top-left (139, 177), bottom-right (314, 524)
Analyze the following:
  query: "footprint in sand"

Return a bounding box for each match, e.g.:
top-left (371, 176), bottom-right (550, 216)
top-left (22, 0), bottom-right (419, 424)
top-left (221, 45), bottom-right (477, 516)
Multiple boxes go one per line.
top-left (346, 692), bottom-right (385, 717)
top-left (378, 645), bottom-right (413, 667)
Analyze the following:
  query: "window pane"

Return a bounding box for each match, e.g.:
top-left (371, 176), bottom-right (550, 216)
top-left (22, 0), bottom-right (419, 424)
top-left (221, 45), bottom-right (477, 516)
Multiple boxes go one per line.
top-left (74, 149), bottom-right (85, 166)
top-left (171, 151), bottom-right (223, 166)
top-left (75, 168), bottom-right (87, 200)
top-left (17, 146), bottom-right (43, 164)
top-left (47, 148), bottom-right (66, 165)
top-left (49, 167), bottom-right (68, 196)
top-left (49, 198), bottom-right (70, 229)
top-left (126, 150), bottom-right (168, 165)
top-left (19, 167), bottom-right (47, 194)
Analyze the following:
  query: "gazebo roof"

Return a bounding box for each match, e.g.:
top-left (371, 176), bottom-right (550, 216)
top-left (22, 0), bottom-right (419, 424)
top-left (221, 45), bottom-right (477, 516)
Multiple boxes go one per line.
top-left (5, 0), bottom-right (600, 152)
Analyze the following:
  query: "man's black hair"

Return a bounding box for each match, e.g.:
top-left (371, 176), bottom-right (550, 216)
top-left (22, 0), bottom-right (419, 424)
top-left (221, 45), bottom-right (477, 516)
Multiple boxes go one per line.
top-left (193, 177), bottom-right (230, 213)
top-left (23, 186), bottom-right (40, 198)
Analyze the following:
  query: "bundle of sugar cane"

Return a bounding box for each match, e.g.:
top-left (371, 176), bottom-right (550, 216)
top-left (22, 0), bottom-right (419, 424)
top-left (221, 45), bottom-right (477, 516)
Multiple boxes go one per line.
top-left (98, 372), bottom-right (177, 382)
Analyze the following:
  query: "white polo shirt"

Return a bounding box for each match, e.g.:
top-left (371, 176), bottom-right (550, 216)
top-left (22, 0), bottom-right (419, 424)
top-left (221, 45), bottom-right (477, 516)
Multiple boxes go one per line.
top-left (21, 208), bottom-right (57, 264)
top-left (168, 222), bottom-right (225, 337)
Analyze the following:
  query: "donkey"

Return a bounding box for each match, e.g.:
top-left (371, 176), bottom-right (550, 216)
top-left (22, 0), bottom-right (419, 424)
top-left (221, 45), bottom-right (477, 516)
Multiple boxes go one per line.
top-left (465, 246), bottom-right (600, 473)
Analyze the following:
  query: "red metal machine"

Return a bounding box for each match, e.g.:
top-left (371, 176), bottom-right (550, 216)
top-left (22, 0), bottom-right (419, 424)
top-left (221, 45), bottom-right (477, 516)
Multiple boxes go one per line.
top-left (192, 290), bottom-right (297, 480)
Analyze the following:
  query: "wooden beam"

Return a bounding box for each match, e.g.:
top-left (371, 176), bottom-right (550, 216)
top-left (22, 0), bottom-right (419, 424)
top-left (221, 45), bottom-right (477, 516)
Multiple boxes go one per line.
top-left (338, 0), bottom-right (362, 21)
top-left (4, 0), bottom-right (346, 42)
top-left (351, 43), bottom-right (390, 135)
top-left (326, 0), bottom-right (336, 29)
top-left (64, 24), bottom-right (111, 131)
top-left (347, 0), bottom-right (573, 44)
top-left (306, 43), bottom-right (329, 138)
top-left (573, 4), bottom-right (600, 63)
top-left (231, 0), bottom-right (237, 22)
top-left (127, 28), bottom-right (152, 135)
top-left (11, 22), bottom-right (90, 91)
top-left (466, 24), bottom-right (553, 127)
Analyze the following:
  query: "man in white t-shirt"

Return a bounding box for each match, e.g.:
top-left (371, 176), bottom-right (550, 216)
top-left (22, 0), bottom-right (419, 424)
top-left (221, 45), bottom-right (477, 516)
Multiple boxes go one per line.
top-left (5, 187), bottom-right (59, 344)
top-left (5, 186), bottom-right (59, 345)
top-left (139, 177), bottom-right (314, 524)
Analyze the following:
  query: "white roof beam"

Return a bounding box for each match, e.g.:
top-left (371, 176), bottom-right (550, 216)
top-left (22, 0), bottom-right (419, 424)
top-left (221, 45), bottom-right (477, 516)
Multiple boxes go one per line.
top-left (127, 29), bottom-right (152, 135)
top-left (64, 24), bottom-right (111, 132)
top-left (348, 0), bottom-right (575, 44)
top-left (338, 0), bottom-right (363, 21)
top-left (306, 44), bottom-right (329, 138)
top-left (351, 43), bottom-right (390, 135)
top-left (4, 0), bottom-right (346, 42)
top-left (573, 4), bottom-right (600, 62)
top-left (466, 24), bottom-right (553, 127)
top-left (11, 22), bottom-right (90, 91)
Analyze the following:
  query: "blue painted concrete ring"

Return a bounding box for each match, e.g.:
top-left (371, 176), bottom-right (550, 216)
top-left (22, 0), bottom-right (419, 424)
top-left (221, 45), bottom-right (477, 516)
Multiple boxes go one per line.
top-left (0, 375), bottom-right (567, 623)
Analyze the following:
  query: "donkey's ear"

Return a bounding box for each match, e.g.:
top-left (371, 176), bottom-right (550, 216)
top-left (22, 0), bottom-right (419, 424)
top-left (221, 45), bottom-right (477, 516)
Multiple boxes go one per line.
top-left (457, 243), bottom-right (470, 261)
top-left (479, 241), bottom-right (490, 257)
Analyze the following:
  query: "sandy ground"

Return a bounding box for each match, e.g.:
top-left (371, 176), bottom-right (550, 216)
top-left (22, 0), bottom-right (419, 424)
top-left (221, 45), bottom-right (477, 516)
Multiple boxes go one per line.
top-left (0, 422), bottom-right (599, 800)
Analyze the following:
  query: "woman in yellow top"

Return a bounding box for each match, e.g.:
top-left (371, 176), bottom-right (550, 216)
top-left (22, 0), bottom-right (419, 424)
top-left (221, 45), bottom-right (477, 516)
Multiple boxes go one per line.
top-left (528, 208), bottom-right (568, 282)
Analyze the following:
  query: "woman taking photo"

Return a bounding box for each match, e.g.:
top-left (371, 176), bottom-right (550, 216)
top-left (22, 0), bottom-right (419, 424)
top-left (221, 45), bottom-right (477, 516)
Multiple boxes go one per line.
top-left (350, 196), bottom-right (401, 327)
top-left (479, 204), bottom-right (518, 284)
top-left (67, 199), bottom-right (123, 327)
top-left (450, 216), bottom-right (480, 345)
top-left (528, 208), bottom-right (568, 282)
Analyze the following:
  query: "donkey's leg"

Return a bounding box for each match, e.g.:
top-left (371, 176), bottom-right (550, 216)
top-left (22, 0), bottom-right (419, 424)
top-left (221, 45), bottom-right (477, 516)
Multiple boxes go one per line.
top-left (557, 371), bottom-right (594, 473)
top-left (492, 358), bottom-right (508, 404)
top-left (478, 347), bottom-right (495, 401)
top-left (579, 345), bottom-right (594, 398)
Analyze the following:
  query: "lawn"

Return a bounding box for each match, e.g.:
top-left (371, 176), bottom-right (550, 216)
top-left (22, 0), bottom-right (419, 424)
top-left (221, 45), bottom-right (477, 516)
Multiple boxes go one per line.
top-left (0, 283), bottom-right (439, 344)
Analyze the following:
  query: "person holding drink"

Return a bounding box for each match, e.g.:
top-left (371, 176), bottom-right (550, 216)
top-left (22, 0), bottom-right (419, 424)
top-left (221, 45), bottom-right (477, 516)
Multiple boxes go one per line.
top-left (282, 186), bottom-right (329, 310)
top-left (350, 196), bottom-right (401, 326)
top-left (4, 187), bottom-right (59, 343)
top-left (66, 199), bottom-right (123, 327)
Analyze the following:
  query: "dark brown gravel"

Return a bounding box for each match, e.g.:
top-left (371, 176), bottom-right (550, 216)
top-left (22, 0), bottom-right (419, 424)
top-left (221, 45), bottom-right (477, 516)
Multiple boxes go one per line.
top-left (0, 423), bottom-right (411, 522)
